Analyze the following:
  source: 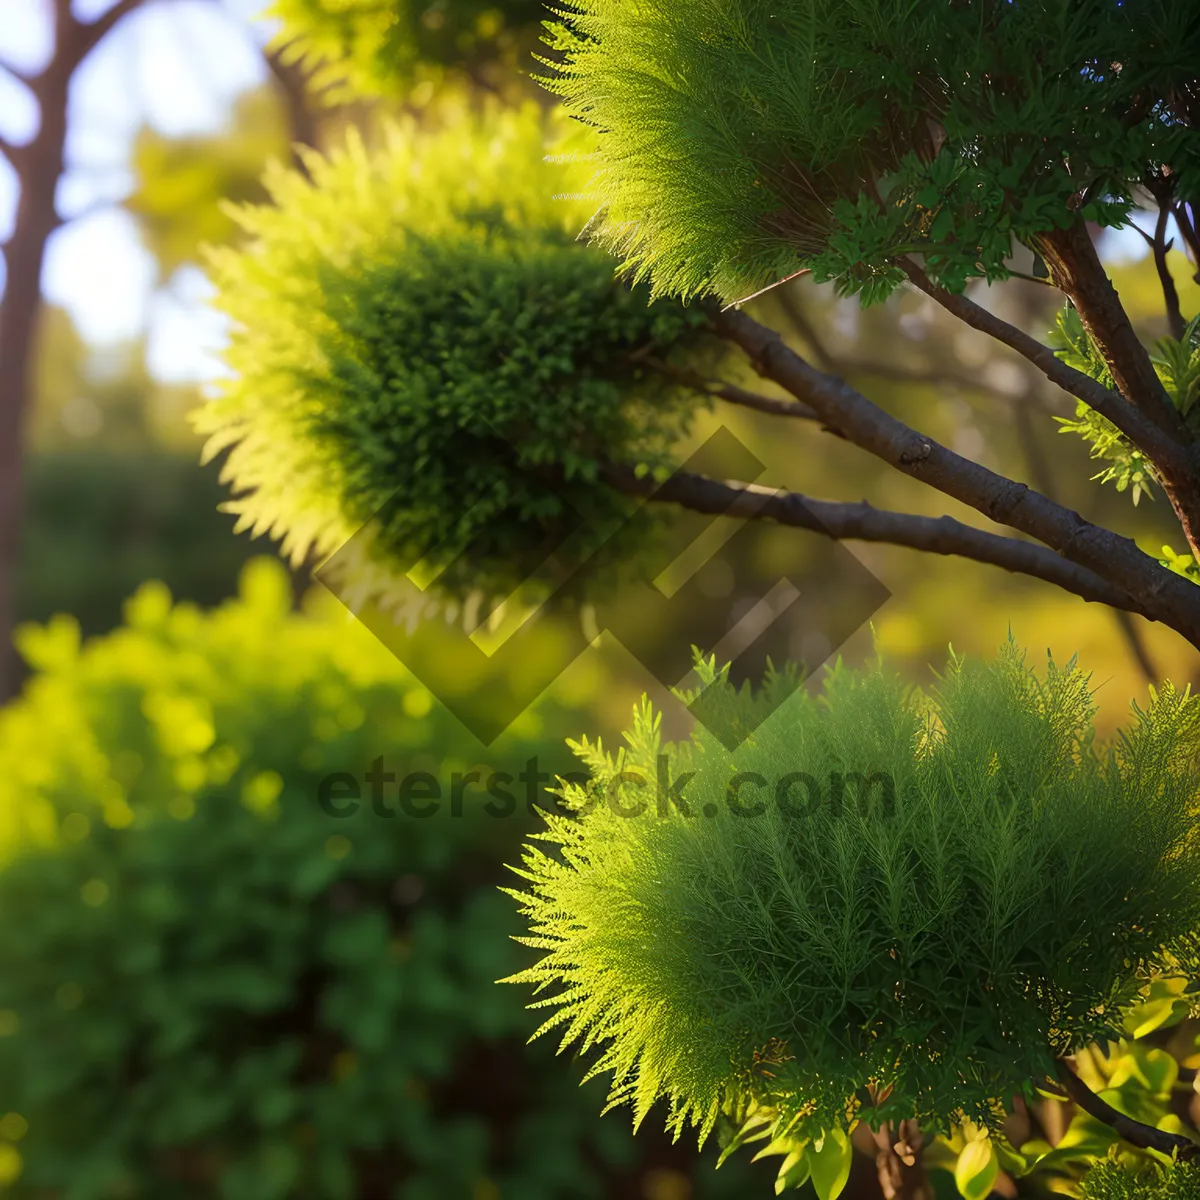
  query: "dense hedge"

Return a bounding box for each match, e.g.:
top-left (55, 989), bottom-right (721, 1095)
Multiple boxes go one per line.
top-left (0, 560), bottom-right (771, 1198)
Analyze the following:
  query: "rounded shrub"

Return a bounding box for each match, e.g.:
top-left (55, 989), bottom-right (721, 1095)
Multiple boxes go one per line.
top-left (198, 104), bottom-right (714, 608)
top-left (543, 1), bottom-right (1200, 302)
top-left (0, 560), bottom-right (771, 1199)
top-left (505, 644), bottom-right (1200, 1191)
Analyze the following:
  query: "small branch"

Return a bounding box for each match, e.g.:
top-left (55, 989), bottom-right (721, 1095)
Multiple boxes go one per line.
top-left (1173, 203), bottom-right (1200, 284)
top-left (901, 260), bottom-right (1188, 475)
top-left (1057, 1060), bottom-right (1198, 1159)
top-left (774, 287), bottom-right (835, 370)
top-left (1152, 204), bottom-right (1186, 341)
top-left (639, 358), bottom-right (823, 423)
top-left (0, 133), bottom-right (17, 165)
top-left (1112, 609), bottom-right (1158, 684)
top-left (264, 42), bottom-right (321, 172)
top-left (603, 463), bottom-right (1147, 616)
top-left (0, 60), bottom-right (33, 87)
top-left (775, 286), bottom-right (1039, 408)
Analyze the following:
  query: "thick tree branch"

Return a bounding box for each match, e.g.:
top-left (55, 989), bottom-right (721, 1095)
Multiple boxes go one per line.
top-left (603, 463), bottom-right (1146, 616)
top-left (1035, 221), bottom-right (1179, 425)
top-left (901, 260), bottom-right (1188, 475)
top-left (709, 307), bottom-right (1200, 647)
top-left (1034, 221), bottom-right (1200, 560)
top-left (1057, 1060), bottom-right (1198, 1160)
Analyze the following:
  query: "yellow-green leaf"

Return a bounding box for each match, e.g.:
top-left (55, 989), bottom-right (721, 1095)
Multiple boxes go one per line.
top-left (809, 1128), bottom-right (854, 1200)
top-left (955, 1138), bottom-right (999, 1200)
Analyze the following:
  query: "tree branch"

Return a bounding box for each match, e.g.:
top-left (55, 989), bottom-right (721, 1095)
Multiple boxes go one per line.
top-left (639, 358), bottom-right (823, 423)
top-left (1057, 1060), bottom-right (1198, 1160)
top-left (1152, 204), bottom-right (1186, 341)
top-left (1035, 220), bottom-right (1179, 424)
top-left (776, 287), bottom-right (1040, 407)
top-left (67, 0), bottom-right (148, 70)
top-left (709, 306), bottom-right (1200, 647)
top-left (901, 260), bottom-right (1188, 476)
top-left (1036, 221), bottom-right (1200, 560)
top-left (603, 463), bottom-right (1146, 615)
top-left (1172, 203), bottom-right (1200, 284)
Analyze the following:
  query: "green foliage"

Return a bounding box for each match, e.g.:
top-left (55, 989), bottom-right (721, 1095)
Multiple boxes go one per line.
top-left (505, 643), bottom-right (1200, 1190)
top-left (1051, 306), bottom-right (1156, 505)
top-left (1080, 1156), bottom-right (1200, 1200)
top-left (1152, 315), bottom-right (1200, 423)
top-left (1161, 545), bottom-right (1200, 584)
top-left (542, 0), bottom-right (1200, 303)
top-left (19, 452), bottom-right (262, 638)
top-left (1053, 309), bottom-right (1200, 511)
top-left (199, 103), bottom-right (713, 605)
top-left (0, 560), bottom-right (770, 1198)
top-left (268, 0), bottom-right (548, 100)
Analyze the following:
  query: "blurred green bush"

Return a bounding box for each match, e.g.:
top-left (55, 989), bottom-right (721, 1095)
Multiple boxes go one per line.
top-left (18, 452), bottom-right (262, 639)
top-left (0, 559), bottom-right (772, 1198)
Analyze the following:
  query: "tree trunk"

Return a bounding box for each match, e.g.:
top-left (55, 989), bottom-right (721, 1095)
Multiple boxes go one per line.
top-left (0, 53), bottom-right (72, 701)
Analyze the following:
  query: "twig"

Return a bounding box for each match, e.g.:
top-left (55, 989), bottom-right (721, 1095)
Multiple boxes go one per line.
top-left (1057, 1060), bottom-right (1198, 1159)
top-left (1152, 204), bottom-right (1186, 341)
top-left (774, 286), bottom-right (1041, 407)
top-left (639, 358), bottom-right (822, 423)
top-left (52, 0), bottom-right (149, 73)
top-left (1112, 609), bottom-right (1158, 684)
top-left (1172, 202), bottom-right (1200, 284)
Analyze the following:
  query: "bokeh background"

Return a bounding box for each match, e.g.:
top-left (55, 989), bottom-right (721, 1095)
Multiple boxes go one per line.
top-left (1, 1), bottom-right (1199, 1197)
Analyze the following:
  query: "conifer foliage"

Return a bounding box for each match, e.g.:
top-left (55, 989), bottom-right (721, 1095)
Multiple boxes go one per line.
top-left (543, 0), bottom-right (1200, 303)
top-left (505, 645), bottom-right (1200, 1189)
